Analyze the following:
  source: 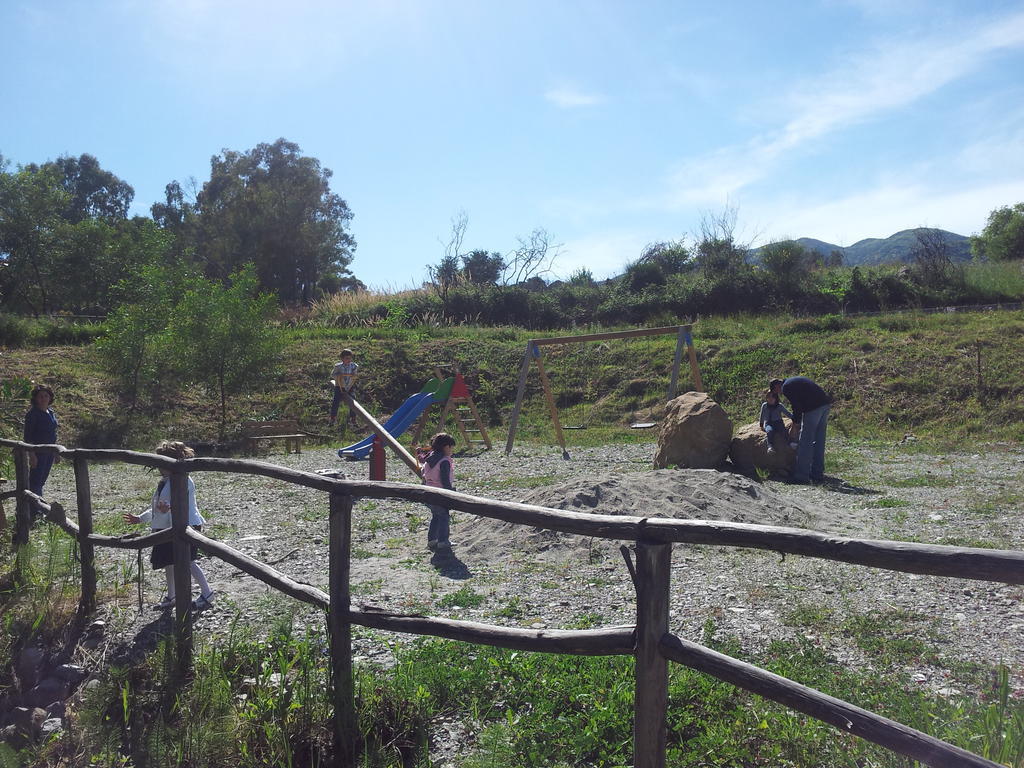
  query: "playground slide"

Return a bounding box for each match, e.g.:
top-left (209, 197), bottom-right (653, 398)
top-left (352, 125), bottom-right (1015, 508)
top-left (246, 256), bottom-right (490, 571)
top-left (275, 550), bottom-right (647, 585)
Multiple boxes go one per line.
top-left (336, 391), bottom-right (436, 460)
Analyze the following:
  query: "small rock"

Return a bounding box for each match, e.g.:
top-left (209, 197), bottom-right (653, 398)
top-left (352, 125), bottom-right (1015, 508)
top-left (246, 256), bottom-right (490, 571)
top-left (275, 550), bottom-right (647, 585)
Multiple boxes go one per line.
top-left (39, 718), bottom-right (63, 739)
top-left (5, 707), bottom-right (47, 738)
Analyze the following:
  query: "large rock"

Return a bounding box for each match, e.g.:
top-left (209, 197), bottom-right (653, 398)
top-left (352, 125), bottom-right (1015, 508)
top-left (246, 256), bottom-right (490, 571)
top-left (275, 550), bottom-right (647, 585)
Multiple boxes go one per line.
top-left (15, 647), bottom-right (45, 689)
top-left (24, 677), bottom-right (68, 709)
top-left (729, 421), bottom-right (796, 474)
top-left (653, 392), bottom-right (732, 469)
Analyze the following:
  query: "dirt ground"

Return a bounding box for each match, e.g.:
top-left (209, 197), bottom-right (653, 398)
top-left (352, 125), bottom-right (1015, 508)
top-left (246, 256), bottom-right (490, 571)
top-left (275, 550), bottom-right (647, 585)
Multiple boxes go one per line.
top-left (30, 436), bottom-right (1020, 703)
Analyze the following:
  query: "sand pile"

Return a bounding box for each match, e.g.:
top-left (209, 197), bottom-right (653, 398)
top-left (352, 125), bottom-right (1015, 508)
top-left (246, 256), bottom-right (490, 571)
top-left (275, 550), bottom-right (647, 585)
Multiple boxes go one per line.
top-left (458, 468), bottom-right (830, 559)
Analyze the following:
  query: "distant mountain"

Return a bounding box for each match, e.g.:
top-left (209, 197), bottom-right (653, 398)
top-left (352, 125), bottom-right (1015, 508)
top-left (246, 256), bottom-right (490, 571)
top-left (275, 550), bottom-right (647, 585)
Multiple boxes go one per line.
top-left (792, 228), bottom-right (972, 267)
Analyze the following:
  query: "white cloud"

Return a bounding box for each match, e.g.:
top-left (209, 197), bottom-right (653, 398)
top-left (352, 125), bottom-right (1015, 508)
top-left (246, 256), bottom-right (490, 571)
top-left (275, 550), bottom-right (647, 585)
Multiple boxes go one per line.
top-left (544, 85), bottom-right (605, 109)
top-left (665, 9), bottom-right (1024, 208)
top-left (749, 179), bottom-right (1024, 246)
top-left (953, 111), bottom-right (1024, 177)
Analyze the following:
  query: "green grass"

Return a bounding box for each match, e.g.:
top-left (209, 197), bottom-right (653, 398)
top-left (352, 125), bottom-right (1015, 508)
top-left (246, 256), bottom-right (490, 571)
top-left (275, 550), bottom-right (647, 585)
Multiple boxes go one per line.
top-left (840, 609), bottom-right (943, 667)
top-left (7, 522), bottom-right (1024, 768)
top-left (21, 618), bottom-right (1024, 767)
top-left (437, 586), bottom-right (485, 609)
top-left (782, 603), bottom-right (835, 629)
top-left (493, 595), bottom-right (525, 619)
top-left (472, 473), bottom-right (561, 491)
top-left (6, 307), bottom-right (1024, 450)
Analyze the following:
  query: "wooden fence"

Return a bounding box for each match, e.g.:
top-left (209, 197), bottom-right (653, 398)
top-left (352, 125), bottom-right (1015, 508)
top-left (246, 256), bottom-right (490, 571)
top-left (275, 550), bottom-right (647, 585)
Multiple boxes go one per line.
top-left (2, 437), bottom-right (1021, 768)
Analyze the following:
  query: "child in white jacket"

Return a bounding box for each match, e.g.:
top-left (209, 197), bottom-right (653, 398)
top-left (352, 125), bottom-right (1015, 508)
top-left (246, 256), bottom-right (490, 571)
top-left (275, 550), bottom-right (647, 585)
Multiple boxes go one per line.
top-left (124, 440), bottom-right (215, 610)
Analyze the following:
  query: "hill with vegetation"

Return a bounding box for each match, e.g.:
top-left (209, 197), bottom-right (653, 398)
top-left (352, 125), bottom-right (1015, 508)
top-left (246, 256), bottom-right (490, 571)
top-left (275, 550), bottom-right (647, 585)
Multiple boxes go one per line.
top-left (3, 309), bottom-right (1023, 456)
top-left (794, 228), bottom-right (972, 266)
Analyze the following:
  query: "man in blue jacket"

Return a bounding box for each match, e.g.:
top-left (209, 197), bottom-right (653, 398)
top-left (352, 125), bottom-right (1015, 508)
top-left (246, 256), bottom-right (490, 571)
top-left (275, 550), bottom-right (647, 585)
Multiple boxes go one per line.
top-left (770, 377), bottom-right (833, 484)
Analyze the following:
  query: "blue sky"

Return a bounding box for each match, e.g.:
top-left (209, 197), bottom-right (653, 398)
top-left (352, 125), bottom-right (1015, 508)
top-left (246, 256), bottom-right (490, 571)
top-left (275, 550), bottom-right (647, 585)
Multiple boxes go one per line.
top-left (3, 0), bottom-right (1024, 288)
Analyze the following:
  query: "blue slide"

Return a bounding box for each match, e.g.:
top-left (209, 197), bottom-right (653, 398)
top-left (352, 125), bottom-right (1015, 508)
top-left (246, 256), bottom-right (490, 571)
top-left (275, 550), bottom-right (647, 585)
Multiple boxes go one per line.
top-left (337, 391), bottom-right (436, 460)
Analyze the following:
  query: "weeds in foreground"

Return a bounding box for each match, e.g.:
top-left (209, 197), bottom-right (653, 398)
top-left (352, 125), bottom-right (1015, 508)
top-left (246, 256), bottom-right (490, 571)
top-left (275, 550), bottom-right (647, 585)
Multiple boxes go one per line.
top-left (6, 595), bottom-right (1024, 767)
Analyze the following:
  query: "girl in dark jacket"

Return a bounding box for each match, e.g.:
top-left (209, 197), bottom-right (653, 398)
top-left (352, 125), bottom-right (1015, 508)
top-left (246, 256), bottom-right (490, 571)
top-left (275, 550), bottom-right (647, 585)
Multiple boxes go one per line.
top-left (23, 385), bottom-right (58, 500)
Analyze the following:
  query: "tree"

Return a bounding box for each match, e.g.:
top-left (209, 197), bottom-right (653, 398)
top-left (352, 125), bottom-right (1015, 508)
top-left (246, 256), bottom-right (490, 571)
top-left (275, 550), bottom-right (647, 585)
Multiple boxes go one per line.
top-left (638, 240), bottom-right (692, 274)
top-left (1, 154), bottom-right (138, 314)
top-left (693, 207), bottom-right (749, 277)
top-left (0, 162), bottom-right (68, 314)
top-left (972, 203), bottom-right (1024, 262)
top-left (42, 153), bottom-right (134, 222)
top-left (759, 240), bottom-right (815, 283)
top-left (168, 266), bottom-right (282, 438)
top-left (910, 228), bottom-right (957, 289)
top-left (461, 249), bottom-right (505, 284)
top-left (96, 263), bottom-right (183, 411)
top-left (502, 228), bottom-right (560, 285)
top-left (159, 139), bottom-right (357, 303)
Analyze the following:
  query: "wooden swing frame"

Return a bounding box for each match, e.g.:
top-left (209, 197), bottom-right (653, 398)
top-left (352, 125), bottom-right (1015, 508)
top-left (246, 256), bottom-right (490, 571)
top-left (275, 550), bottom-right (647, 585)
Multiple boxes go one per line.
top-left (504, 325), bottom-right (704, 457)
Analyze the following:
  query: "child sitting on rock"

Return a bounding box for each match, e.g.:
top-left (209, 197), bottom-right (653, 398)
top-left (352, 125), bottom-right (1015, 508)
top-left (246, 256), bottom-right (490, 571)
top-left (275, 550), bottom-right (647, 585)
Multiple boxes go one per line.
top-left (759, 389), bottom-right (794, 453)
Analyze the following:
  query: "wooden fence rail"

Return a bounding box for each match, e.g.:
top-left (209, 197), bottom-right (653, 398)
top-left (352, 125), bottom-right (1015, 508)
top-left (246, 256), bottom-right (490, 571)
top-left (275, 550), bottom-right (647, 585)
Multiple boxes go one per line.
top-left (0, 437), bottom-right (1011, 768)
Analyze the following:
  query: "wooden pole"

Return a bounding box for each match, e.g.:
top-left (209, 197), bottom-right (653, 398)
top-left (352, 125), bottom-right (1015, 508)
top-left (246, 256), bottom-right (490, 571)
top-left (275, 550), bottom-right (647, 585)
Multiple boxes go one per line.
top-left (633, 540), bottom-right (671, 768)
top-left (464, 394), bottom-right (492, 449)
top-left (169, 469), bottom-right (193, 681)
top-left (534, 348), bottom-right (570, 460)
top-left (329, 492), bottom-right (357, 764)
top-left (341, 391), bottom-right (423, 479)
top-left (531, 325), bottom-right (687, 346)
top-left (667, 326), bottom-right (685, 400)
top-left (684, 328), bottom-right (703, 392)
top-left (13, 448), bottom-right (30, 546)
top-left (73, 457), bottom-right (97, 614)
top-left (505, 341), bottom-right (534, 455)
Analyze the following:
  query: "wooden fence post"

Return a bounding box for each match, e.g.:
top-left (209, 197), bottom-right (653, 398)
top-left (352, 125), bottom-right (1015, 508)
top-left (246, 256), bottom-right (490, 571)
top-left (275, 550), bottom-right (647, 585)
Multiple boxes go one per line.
top-left (668, 326), bottom-right (686, 400)
top-left (170, 469), bottom-right (193, 681)
top-left (634, 540), bottom-right (671, 768)
top-left (684, 328), bottom-right (703, 393)
top-left (505, 341), bottom-right (534, 455)
top-left (73, 457), bottom-right (97, 613)
top-left (13, 447), bottom-right (30, 547)
top-left (329, 491), bottom-right (356, 765)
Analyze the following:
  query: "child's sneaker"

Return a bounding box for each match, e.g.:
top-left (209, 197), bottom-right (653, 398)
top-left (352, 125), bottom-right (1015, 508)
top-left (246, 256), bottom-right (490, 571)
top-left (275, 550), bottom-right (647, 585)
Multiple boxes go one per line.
top-left (192, 592), bottom-right (215, 611)
top-left (154, 595), bottom-right (175, 610)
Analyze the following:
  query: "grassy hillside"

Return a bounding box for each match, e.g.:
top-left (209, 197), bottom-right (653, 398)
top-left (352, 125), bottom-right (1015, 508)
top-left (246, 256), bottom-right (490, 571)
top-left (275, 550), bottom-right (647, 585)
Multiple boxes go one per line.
top-left (3, 309), bottom-right (1023, 452)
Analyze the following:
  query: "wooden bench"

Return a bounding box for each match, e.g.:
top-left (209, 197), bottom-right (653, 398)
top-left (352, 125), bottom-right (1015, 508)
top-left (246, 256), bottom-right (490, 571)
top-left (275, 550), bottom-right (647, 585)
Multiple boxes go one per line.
top-left (241, 420), bottom-right (306, 454)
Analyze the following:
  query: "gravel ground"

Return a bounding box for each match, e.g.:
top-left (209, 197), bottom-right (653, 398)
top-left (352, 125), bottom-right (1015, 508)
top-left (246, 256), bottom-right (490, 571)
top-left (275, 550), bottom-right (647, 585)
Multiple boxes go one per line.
top-left (39, 436), bottom-right (1024, 759)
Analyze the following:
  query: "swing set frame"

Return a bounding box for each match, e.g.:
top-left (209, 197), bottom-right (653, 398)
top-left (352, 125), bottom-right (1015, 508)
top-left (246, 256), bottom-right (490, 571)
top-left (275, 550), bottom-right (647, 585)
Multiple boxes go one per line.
top-left (504, 325), bottom-right (704, 457)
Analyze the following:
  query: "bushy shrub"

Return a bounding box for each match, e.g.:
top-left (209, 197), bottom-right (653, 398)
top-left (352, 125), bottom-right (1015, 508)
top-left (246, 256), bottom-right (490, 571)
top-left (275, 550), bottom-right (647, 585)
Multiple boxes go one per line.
top-left (0, 313), bottom-right (31, 347)
top-left (0, 314), bottom-right (101, 348)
